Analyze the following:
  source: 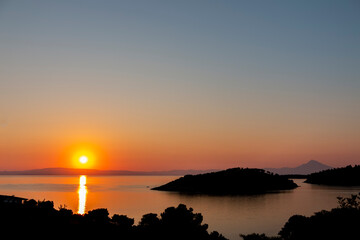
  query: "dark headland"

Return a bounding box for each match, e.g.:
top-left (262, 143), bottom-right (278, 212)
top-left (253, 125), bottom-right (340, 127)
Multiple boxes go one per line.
top-left (152, 168), bottom-right (298, 194)
top-left (305, 165), bottom-right (360, 186)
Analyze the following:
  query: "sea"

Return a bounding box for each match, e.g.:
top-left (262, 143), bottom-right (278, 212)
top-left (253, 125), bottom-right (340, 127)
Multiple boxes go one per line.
top-left (0, 175), bottom-right (359, 240)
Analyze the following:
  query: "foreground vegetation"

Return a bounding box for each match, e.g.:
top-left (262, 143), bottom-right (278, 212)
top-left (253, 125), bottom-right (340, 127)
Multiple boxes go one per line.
top-left (1, 192), bottom-right (359, 239)
top-left (241, 193), bottom-right (360, 240)
top-left (152, 168), bottom-right (298, 194)
top-left (0, 198), bottom-right (226, 239)
top-left (305, 165), bottom-right (360, 186)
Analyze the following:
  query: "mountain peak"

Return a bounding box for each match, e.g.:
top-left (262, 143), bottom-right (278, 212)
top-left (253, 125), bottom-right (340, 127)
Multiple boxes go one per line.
top-left (302, 160), bottom-right (328, 167)
top-left (307, 160), bottom-right (318, 164)
top-left (306, 160), bottom-right (324, 165)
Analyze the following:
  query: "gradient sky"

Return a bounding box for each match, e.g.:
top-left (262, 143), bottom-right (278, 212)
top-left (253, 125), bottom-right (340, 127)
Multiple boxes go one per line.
top-left (0, 0), bottom-right (359, 170)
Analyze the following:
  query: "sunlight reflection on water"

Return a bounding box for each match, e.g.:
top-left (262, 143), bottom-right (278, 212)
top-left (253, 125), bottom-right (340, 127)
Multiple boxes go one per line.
top-left (77, 175), bottom-right (87, 214)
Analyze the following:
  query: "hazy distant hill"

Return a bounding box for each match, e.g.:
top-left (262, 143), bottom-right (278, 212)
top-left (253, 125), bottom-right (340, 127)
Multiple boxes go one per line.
top-left (265, 160), bottom-right (332, 175)
top-left (0, 168), bottom-right (217, 176)
top-left (152, 168), bottom-right (298, 194)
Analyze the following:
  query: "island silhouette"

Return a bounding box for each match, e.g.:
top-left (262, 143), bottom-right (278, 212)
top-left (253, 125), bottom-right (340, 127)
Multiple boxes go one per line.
top-left (152, 168), bottom-right (298, 194)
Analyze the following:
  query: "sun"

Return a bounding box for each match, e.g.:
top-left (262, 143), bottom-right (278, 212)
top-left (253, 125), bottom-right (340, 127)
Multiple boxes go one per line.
top-left (69, 146), bottom-right (100, 169)
top-left (79, 156), bottom-right (88, 164)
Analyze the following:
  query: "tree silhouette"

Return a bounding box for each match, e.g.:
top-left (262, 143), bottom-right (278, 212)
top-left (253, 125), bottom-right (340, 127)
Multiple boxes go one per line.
top-left (137, 204), bottom-right (227, 240)
top-left (85, 208), bottom-right (110, 224)
top-left (139, 213), bottom-right (160, 227)
top-left (111, 214), bottom-right (134, 228)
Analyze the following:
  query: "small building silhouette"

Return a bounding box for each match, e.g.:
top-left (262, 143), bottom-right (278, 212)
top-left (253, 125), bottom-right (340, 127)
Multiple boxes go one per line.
top-left (0, 195), bottom-right (27, 204)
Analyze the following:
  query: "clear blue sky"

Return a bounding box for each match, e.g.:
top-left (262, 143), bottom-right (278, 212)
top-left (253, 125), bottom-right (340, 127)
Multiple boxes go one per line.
top-left (0, 0), bottom-right (359, 170)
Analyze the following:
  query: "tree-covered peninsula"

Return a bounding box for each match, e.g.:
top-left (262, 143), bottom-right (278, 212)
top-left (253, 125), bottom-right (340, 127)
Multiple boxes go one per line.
top-left (152, 168), bottom-right (298, 194)
top-left (305, 165), bottom-right (360, 186)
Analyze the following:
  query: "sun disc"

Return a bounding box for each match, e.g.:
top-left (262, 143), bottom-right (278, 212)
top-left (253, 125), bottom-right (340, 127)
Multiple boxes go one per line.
top-left (79, 156), bottom-right (88, 164)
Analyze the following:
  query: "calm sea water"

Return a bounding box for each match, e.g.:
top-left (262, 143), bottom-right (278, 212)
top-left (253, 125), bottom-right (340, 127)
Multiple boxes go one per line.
top-left (0, 175), bottom-right (359, 239)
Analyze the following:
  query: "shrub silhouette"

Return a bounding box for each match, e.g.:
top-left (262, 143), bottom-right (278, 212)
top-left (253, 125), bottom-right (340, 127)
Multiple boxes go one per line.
top-left (58, 204), bottom-right (73, 216)
top-left (337, 193), bottom-right (360, 209)
top-left (24, 199), bottom-right (37, 208)
top-left (240, 233), bottom-right (280, 240)
top-left (37, 199), bottom-right (54, 209)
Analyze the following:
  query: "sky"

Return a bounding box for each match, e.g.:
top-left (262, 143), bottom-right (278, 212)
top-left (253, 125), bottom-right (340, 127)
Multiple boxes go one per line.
top-left (0, 0), bottom-right (359, 171)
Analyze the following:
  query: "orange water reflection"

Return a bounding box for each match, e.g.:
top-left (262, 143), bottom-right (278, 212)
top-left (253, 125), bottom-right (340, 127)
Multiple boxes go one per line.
top-left (77, 175), bottom-right (87, 214)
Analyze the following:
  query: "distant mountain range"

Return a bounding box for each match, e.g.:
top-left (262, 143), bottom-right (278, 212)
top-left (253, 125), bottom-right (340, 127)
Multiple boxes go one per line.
top-left (0, 168), bottom-right (218, 176)
top-left (0, 160), bottom-right (333, 176)
top-left (265, 160), bottom-right (333, 175)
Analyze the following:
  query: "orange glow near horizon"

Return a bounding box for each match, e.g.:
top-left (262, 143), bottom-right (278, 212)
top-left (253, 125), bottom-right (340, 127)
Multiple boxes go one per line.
top-left (1, 127), bottom-right (359, 171)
